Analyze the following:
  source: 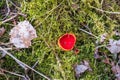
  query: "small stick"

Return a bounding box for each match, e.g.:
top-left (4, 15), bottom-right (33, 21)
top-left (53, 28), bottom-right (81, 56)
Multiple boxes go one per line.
top-left (0, 70), bottom-right (8, 80)
top-left (3, 48), bottom-right (12, 50)
top-left (0, 68), bottom-right (25, 78)
top-left (5, 0), bottom-right (10, 17)
top-left (101, 0), bottom-right (104, 6)
top-left (11, 12), bottom-right (27, 17)
top-left (32, 60), bottom-right (39, 69)
top-left (1, 14), bottom-right (18, 24)
top-left (81, 23), bottom-right (92, 33)
top-left (0, 48), bottom-right (13, 59)
top-left (90, 6), bottom-right (120, 15)
top-left (0, 0), bottom-right (10, 20)
top-left (8, 0), bottom-right (20, 9)
top-left (79, 28), bottom-right (98, 39)
top-left (24, 60), bottom-right (39, 80)
top-left (0, 47), bottom-right (51, 80)
top-left (0, 42), bottom-right (12, 46)
top-left (1, 12), bottom-right (26, 25)
top-left (84, 25), bottom-right (91, 33)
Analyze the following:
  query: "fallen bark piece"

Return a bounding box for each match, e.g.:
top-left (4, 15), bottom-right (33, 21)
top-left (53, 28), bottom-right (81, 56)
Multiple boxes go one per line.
top-left (9, 20), bottom-right (37, 48)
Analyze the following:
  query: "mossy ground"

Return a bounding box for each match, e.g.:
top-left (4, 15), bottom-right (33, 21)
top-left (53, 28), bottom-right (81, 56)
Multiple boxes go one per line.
top-left (0, 0), bottom-right (120, 80)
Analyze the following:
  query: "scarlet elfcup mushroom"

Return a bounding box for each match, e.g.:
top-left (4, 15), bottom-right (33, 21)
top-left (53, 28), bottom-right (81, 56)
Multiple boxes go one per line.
top-left (58, 33), bottom-right (76, 51)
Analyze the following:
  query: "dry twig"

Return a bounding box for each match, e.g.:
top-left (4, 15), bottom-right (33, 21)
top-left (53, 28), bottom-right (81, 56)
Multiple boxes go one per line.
top-left (32, 60), bottom-right (39, 69)
top-left (0, 68), bottom-right (25, 78)
top-left (79, 28), bottom-right (98, 39)
top-left (0, 47), bottom-right (51, 80)
top-left (1, 12), bottom-right (27, 25)
top-left (5, 0), bottom-right (10, 18)
top-left (24, 60), bottom-right (39, 80)
top-left (8, 0), bottom-right (20, 9)
top-left (90, 6), bottom-right (120, 15)
top-left (1, 14), bottom-right (18, 24)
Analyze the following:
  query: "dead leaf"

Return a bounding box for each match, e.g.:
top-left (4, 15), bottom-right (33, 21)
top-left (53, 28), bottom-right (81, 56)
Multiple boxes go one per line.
top-left (83, 60), bottom-right (92, 71)
top-left (106, 39), bottom-right (120, 54)
top-left (110, 61), bottom-right (120, 80)
top-left (74, 60), bottom-right (92, 78)
top-left (0, 27), bottom-right (5, 37)
top-left (74, 65), bottom-right (88, 78)
top-left (9, 20), bottom-right (37, 48)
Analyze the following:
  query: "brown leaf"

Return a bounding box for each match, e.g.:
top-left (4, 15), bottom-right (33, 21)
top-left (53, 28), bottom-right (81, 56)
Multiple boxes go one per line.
top-left (0, 27), bottom-right (5, 37)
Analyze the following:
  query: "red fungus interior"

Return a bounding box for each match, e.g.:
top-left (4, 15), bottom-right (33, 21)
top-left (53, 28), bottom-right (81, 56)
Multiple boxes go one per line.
top-left (59, 34), bottom-right (76, 50)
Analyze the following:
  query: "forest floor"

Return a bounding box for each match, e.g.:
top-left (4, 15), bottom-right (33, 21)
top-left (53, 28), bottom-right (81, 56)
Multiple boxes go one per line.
top-left (0, 0), bottom-right (120, 80)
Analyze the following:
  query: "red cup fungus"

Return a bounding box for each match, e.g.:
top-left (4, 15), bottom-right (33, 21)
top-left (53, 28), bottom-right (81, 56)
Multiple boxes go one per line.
top-left (58, 33), bottom-right (76, 51)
